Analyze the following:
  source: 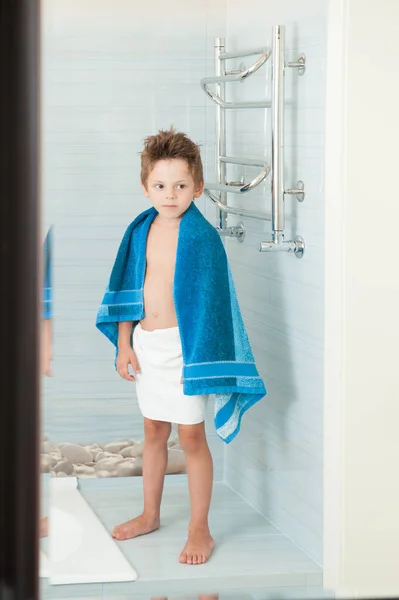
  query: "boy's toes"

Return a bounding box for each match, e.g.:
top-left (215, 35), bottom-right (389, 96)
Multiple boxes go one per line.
top-left (179, 531), bottom-right (214, 565)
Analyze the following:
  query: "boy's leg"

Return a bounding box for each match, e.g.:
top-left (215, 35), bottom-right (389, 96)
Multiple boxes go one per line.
top-left (178, 422), bottom-right (214, 565)
top-left (112, 418), bottom-right (171, 541)
top-left (39, 516), bottom-right (48, 537)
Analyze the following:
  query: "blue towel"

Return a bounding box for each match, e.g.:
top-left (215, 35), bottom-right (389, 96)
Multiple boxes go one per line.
top-left (96, 202), bottom-right (266, 443)
top-left (43, 226), bottom-right (53, 320)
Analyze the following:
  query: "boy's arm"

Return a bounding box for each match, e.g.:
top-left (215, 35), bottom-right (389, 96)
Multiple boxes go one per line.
top-left (118, 321), bottom-right (133, 349)
top-left (116, 321), bottom-right (141, 380)
top-left (42, 318), bottom-right (52, 376)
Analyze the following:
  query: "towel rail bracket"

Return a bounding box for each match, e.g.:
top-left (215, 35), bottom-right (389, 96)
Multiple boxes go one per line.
top-left (217, 222), bottom-right (246, 243)
top-left (286, 53), bottom-right (306, 76)
top-left (285, 180), bottom-right (305, 202)
top-left (225, 63), bottom-right (246, 79)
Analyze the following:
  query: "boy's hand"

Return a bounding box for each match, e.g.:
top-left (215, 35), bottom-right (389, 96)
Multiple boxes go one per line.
top-left (116, 347), bottom-right (141, 381)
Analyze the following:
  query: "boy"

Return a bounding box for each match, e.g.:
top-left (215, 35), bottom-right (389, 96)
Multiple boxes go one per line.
top-left (96, 128), bottom-right (266, 566)
top-left (40, 226), bottom-right (53, 538)
top-left (42, 226), bottom-right (53, 377)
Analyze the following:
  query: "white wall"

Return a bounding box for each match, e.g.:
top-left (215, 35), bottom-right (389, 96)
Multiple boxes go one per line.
top-left (219, 0), bottom-right (327, 564)
top-left (324, 0), bottom-right (399, 596)
top-left (41, 0), bottom-right (226, 478)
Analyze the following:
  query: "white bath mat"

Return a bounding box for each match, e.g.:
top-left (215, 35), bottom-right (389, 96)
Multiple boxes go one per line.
top-left (49, 477), bottom-right (137, 585)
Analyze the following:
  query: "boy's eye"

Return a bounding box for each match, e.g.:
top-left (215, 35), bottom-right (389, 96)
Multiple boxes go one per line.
top-left (153, 183), bottom-right (186, 190)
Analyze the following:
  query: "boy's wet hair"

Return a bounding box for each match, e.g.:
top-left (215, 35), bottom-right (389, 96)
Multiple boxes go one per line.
top-left (140, 127), bottom-right (203, 188)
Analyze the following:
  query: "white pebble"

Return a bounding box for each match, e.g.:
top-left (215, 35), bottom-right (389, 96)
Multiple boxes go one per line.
top-left (74, 465), bottom-right (95, 475)
top-left (103, 452), bottom-right (123, 458)
top-left (53, 460), bottom-right (74, 475)
top-left (59, 443), bottom-right (93, 465)
top-left (121, 445), bottom-right (135, 458)
top-left (166, 448), bottom-right (186, 474)
top-left (96, 470), bottom-right (117, 478)
top-left (117, 463), bottom-right (140, 477)
top-left (103, 441), bottom-right (130, 454)
top-left (41, 441), bottom-right (53, 454)
top-left (130, 442), bottom-right (145, 458)
top-left (40, 455), bottom-right (51, 473)
top-left (94, 457), bottom-right (124, 471)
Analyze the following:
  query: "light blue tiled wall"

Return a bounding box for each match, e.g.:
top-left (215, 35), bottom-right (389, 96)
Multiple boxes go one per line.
top-left (41, 0), bottom-right (227, 479)
top-left (212, 0), bottom-right (326, 564)
top-left (41, 0), bottom-right (326, 555)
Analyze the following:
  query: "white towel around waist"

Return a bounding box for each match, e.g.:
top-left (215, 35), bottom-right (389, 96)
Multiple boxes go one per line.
top-left (132, 323), bottom-right (209, 425)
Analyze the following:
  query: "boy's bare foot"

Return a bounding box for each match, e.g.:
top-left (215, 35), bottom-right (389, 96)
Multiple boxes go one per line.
top-left (39, 516), bottom-right (49, 538)
top-left (112, 513), bottom-right (160, 541)
top-left (179, 527), bottom-right (215, 565)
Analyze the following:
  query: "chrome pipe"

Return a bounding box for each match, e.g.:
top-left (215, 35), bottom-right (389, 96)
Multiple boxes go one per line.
top-left (271, 24), bottom-right (285, 235)
top-left (202, 50), bottom-right (270, 86)
top-left (204, 97), bottom-right (271, 109)
top-left (217, 223), bottom-right (245, 242)
top-left (259, 240), bottom-right (296, 252)
top-left (220, 155), bottom-right (267, 167)
top-left (204, 189), bottom-right (271, 222)
top-left (220, 47), bottom-right (268, 60)
top-left (259, 236), bottom-right (305, 258)
top-left (258, 26), bottom-right (305, 259)
top-left (201, 48), bottom-right (271, 109)
top-left (215, 38), bottom-right (227, 230)
top-left (240, 164), bottom-right (270, 191)
top-left (205, 164), bottom-right (270, 195)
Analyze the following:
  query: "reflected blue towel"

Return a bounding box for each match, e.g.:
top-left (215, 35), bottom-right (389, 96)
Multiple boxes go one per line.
top-left (43, 226), bottom-right (52, 320)
top-left (96, 202), bottom-right (266, 443)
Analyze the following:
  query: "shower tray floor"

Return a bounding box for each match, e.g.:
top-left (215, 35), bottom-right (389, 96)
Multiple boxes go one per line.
top-left (40, 475), bottom-right (323, 599)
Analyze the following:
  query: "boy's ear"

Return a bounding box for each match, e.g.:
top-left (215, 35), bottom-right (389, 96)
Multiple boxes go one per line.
top-left (194, 180), bottom-right (204, 198)
top-left (141, 181), bottom-right (150, 197)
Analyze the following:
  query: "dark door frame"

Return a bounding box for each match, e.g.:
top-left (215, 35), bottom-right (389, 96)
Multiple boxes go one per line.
top-left (0, 1), bottom-right (41, 599)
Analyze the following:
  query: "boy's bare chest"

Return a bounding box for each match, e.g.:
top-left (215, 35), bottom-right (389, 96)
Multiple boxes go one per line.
top-left (145, 225), bottom-right (178, 272)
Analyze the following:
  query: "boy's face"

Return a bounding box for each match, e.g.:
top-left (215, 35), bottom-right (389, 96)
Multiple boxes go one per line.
top-left (141, 158), bottom-right (204, 220)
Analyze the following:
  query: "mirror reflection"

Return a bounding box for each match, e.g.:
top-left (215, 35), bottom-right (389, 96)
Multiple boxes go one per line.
top-left (40, 0), bottom-right (325, 596)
